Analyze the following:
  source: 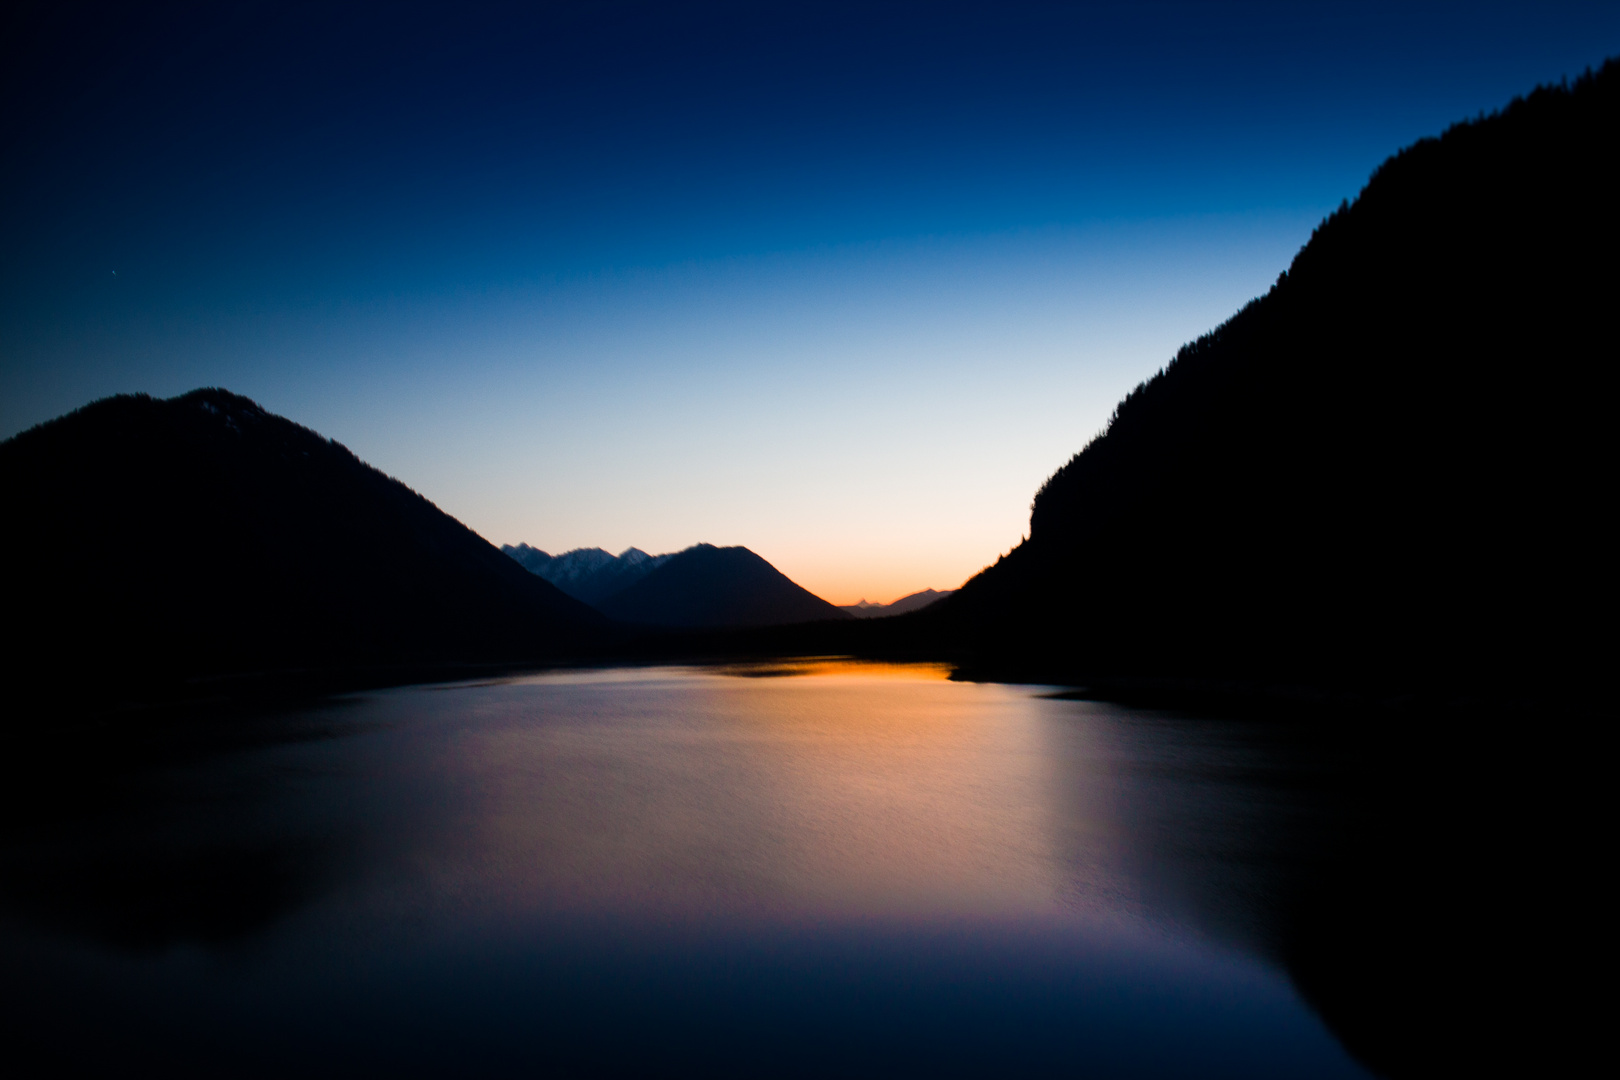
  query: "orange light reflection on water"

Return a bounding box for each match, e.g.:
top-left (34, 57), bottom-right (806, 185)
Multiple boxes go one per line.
top-left (425, 662), bottom-right (1082, 926)
top-left (708, 657), bottom-right (956, 681)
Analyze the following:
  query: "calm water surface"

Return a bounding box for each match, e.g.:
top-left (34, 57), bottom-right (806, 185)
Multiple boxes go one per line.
top-left (1, 662), bottom-right (1371, 1077)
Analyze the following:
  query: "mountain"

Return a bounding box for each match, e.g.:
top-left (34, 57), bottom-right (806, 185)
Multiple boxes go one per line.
top-left (596, 544), bottom-right (851, 628)
top-left (504, 544), bottom-right (614, 580)
top-left (841, 589), bottom-right (954, 618)
top-left (937, 62), bottom-right (1616, 701)
top-left (501, 543), bottom-right (673, 605)
top-left (505, 540), bottom-right (848, 629)
top-left (0, 389), bottom-right (607, 706)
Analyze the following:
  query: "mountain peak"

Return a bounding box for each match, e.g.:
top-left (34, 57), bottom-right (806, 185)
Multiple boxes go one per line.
top-left (503, 542), bottom-right (674, 605)
top-left (598, 544), bottom-right (849, 628)
top-left (3, 388), bottom-right (604, 701)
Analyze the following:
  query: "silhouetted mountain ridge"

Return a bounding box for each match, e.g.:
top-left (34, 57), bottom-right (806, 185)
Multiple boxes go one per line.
top-left (598, 544), bottom-right (851, 628)
top-left (932, 61), bottom-right (1616, 703)
top-left (501, 543), bottom-right (673, 605)
top-left (1, 389), bottom-right (607, 707)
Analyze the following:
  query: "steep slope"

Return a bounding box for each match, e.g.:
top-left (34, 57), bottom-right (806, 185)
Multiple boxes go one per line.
top-left (502, 544), bottom-right (673, 605)
top-left (1, 389), bottom-right (606, 703)
top-left (943, 62), bottom-right (1616, 698)
top-left (598, 544), bottom-right (850, 628)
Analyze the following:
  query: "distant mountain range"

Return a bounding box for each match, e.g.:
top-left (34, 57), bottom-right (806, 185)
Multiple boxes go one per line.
top-left (840, 590), bottom-right (954, 618)
top-left (504, 541), bottom-right (849, 628)
top-left (0, 389), bottom-right (606, 706)
top-left (502, 544), bottom-right (673, 605)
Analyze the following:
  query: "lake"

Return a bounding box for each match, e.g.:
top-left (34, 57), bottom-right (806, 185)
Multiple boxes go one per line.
top-left (0, 661), bottom-right (1374, 1077)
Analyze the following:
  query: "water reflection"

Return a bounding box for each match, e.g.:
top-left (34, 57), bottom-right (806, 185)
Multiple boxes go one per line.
top-left (0, 663), bottom-right (1372, 1076)
top-left (1039, 702), bottom-right (1340, 954)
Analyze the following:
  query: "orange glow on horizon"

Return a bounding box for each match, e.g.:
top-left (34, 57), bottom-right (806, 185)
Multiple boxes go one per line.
top-left (781, 560), bottom-right (982, 610)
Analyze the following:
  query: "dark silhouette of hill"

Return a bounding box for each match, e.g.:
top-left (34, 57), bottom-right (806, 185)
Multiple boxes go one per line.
top-left (596, 544), bottom-right (850, 628)
top-left (841, 589), bottom-right (954, 618)
top-left (933, 61), bottom-right (1616, 704)
top-left (501, 543), bottom-right (673, 605)
top-left (0, 389), bottom-right (607, 709)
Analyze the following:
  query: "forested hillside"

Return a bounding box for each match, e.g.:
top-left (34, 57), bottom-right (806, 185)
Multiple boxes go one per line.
top-left (943, 61), bottom-right (1616, 699)
top-left (1, 390), bottom-right (607, 708)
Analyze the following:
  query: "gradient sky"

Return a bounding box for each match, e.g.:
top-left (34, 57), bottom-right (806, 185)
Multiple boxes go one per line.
top-left (5, 2), bottom-right (1616, 604)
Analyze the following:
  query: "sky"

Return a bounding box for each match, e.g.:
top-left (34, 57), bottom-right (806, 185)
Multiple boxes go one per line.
top-left (4, 2), bottom-right (1617, 604)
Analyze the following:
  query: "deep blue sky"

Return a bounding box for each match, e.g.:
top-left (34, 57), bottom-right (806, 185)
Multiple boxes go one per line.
top-left (4, 2), bottom-right (1616, 600)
